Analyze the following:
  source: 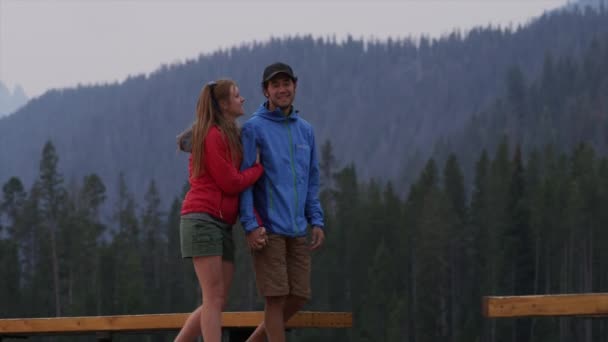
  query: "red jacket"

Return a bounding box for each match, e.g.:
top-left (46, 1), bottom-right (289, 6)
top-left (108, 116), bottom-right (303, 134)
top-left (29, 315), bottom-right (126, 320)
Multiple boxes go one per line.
top-left (181, 126), bottom-right (263, 224)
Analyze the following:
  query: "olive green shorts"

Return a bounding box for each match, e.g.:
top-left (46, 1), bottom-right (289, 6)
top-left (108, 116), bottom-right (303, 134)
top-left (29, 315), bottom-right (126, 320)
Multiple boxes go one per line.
top-left (180, 213), bottom-right (235, 262)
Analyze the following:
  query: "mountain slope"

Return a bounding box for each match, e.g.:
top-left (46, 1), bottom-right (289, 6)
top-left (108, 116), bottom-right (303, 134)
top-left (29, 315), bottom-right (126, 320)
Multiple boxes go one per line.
top-left (449, 33), bottom-right (608, 173)
top-left (1, 8), bottom-right (607, 203)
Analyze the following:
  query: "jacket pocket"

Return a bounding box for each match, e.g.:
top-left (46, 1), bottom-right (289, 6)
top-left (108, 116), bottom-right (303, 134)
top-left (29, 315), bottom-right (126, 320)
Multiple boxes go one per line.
top-left (294, 143), bottom-right (310, 182)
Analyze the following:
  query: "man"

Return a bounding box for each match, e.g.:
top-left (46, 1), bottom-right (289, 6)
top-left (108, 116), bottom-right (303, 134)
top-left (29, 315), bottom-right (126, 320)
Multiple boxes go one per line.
top-left (240, 62), bottom-right (325, 342)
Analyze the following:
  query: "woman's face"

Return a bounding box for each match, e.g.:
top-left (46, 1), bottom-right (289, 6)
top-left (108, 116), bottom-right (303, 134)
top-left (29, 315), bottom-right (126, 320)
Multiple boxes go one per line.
top-left (222, 85), bottom-right (245, 119)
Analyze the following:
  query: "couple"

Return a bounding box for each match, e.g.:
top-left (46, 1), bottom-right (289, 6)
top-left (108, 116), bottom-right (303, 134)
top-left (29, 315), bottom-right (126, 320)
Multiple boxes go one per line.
top-left (175, 62), bottom-right (325, 342)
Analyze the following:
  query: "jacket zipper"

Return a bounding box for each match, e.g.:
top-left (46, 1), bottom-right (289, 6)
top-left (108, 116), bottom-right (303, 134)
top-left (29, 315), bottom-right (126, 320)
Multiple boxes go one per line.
top-left (285, 120), bottom-right (299, 231)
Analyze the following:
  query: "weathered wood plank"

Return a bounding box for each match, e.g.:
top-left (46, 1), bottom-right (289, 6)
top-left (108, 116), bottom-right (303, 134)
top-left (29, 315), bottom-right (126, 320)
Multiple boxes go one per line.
top-left (483, 293), bottom-right (608, 318)
top-left (0, 311), bottom-right (352, 335)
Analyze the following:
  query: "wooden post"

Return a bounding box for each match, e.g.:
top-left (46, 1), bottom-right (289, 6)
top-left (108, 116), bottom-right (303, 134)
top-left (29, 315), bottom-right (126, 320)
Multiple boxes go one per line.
top-left (223, 328), bottom-right (255, 342)
top-left (96, 331), bottom-right (112, 341)
top-left (0, 336), bottom-right (27, 341)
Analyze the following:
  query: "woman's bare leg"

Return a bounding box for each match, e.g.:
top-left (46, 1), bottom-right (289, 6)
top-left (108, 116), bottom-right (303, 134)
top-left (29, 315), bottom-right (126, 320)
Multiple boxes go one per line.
top-left (174, 256), bottom-right (225, 342)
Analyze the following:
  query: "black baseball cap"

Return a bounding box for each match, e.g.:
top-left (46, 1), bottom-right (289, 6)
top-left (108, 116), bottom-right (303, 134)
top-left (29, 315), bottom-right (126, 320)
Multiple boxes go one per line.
top-left (262, 62), bottom-right (298, 84)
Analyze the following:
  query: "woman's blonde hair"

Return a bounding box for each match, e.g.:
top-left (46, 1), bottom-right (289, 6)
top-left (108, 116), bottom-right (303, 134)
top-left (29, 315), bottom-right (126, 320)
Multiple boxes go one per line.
top-left (191, 79), bottom-right (242, 177)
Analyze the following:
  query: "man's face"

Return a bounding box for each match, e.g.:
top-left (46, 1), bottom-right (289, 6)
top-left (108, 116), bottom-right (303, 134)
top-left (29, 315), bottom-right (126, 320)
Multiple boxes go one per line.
top-left (265, 74), bottom-right (296, 109)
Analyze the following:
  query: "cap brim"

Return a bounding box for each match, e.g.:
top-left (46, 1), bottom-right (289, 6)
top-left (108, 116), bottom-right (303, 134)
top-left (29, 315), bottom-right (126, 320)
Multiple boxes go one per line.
top-left (263, 71), bottom-right (297, 82)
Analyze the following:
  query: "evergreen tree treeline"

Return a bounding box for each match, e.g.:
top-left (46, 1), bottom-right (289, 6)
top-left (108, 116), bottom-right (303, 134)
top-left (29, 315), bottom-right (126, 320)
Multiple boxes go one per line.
top-left (2, 138), bottom-right (608, 342)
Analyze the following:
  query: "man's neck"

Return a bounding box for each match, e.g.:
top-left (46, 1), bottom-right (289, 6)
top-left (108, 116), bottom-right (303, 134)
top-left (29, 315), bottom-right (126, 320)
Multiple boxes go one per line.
top-left (267, 102), bottom-right (292, 116)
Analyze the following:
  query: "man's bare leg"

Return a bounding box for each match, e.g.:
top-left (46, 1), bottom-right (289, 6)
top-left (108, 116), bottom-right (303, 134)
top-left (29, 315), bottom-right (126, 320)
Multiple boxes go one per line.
top-left (246, 295), bottom-right (307, 342)
top-left (262, 296), bottom-right (286, 342)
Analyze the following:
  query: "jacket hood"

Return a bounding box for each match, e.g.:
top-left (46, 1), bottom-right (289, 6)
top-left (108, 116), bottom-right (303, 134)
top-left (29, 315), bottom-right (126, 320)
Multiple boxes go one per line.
top-left (176, 126), bottom-right (193, 153)
top-left (253, 102), bottom-right (299, 122)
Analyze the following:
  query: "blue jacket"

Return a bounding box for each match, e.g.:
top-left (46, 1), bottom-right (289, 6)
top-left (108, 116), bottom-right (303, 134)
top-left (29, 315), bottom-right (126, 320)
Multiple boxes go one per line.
top-left (239, 103), bottom-right (324, 237)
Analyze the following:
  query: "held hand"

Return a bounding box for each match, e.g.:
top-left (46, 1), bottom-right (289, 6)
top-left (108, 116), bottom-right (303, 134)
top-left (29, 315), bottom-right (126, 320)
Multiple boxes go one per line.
top-left (247, 226), bottom-right (268, 251)
top-left (310, 226), bottom-right (325, 251)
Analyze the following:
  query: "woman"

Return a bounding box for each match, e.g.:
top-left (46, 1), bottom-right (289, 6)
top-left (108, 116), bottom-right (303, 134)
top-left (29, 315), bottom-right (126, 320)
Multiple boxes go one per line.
top-left (175, 79), bottom-right (265, 342)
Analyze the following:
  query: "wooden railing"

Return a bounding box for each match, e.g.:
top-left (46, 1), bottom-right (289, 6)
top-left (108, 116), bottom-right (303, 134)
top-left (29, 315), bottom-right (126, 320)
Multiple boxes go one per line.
top-left (0, 311), bottom-right (353, 341)
top-left (483, 292), bottom-right (608, 318)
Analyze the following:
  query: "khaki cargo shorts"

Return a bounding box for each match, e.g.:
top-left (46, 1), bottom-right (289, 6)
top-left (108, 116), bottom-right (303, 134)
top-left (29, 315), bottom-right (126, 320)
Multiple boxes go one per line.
top-left (252, 234), bottom-right (311, 299)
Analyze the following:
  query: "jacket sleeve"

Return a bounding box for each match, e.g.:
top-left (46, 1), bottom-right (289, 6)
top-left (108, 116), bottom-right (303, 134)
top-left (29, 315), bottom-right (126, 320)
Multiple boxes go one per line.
top-left (204, 128), bottom-right (263, 195)
top-left (239, 123), bottom-right (261, 232)
top-left (305, 128), bottom-right (325, 228)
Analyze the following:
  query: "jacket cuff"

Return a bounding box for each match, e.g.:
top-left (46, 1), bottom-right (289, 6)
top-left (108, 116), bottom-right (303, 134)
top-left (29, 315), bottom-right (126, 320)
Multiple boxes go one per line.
top-left (311, 220), bottom-right (324, 229)
top-left (244, 220), bottom-right (260, 233)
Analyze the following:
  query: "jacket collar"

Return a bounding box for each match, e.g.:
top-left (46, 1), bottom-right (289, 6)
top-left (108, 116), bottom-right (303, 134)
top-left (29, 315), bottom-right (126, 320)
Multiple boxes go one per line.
top-left (253, 102), bottom-right (299, 122)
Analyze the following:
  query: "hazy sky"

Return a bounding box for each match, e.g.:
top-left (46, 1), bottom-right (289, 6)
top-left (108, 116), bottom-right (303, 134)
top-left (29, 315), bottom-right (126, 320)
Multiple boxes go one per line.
top-left (1, 0), bottom-right (569, 98)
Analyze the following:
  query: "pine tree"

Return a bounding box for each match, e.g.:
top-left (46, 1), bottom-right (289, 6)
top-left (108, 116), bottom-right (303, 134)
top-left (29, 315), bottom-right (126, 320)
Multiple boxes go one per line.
top-left (505, 145), bottom-right (534, 342)
top-left (359, 240), bottom-right (392, 342)
top-left (469, 150), bottom-right (491, 341)
top-left (141, 179), bottom-right (165, 313)
top-left (442, 154), bottom-right (467, 342)
top-left (77, 174), bottom-right (107, 315)
top-left (112, 172), bottom-right (144, 314)
top-left (0, 177), bottom-right (25, 316)
top-left (38, 141), bottom-right (67, 316)
top-left (330, 164), bottom-right (359, 341)
top-left (164, 196), bottom-right (200, 315)
top-left (487, 138), bottom-right (512, 342)
top-left (320, 139), bottom-right (337, 191)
